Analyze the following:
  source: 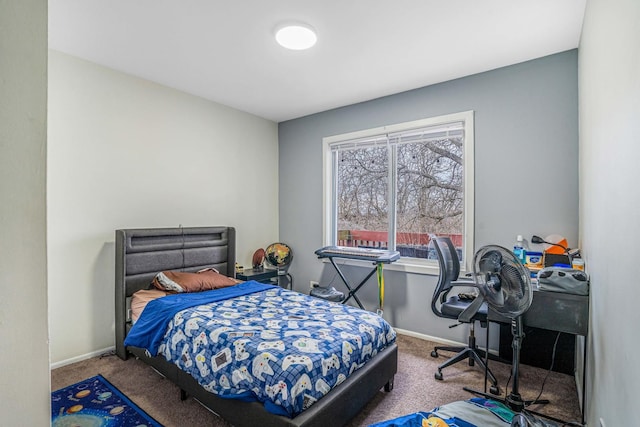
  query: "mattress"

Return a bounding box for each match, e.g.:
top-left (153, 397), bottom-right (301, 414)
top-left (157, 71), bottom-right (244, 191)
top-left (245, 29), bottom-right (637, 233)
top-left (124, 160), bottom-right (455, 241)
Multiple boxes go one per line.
top-left (125, 281), bottom-right (396, 417)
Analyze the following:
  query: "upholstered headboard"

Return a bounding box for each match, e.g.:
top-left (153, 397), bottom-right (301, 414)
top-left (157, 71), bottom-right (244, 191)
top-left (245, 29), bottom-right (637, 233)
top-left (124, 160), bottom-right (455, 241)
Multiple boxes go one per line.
top-left (115, 226), bottom-right (236, 359)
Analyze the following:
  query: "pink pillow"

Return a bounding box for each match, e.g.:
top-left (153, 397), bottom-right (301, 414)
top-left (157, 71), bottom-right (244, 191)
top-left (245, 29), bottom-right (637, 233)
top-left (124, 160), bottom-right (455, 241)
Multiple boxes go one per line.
top-left (131, 289), bottom-right (169, 323)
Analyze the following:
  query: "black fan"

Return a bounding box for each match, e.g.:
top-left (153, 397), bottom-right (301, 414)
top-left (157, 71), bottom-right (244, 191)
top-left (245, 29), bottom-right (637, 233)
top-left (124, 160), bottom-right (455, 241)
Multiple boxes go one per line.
top-left (473, 246), bottom-right (532, 320)
top-left (459, 246), bottom-right (555, 426)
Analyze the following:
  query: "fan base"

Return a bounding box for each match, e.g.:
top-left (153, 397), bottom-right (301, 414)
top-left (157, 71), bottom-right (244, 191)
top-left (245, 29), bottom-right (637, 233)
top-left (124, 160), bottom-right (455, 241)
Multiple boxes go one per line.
top-left (506, 393), bottom-right (526, 413)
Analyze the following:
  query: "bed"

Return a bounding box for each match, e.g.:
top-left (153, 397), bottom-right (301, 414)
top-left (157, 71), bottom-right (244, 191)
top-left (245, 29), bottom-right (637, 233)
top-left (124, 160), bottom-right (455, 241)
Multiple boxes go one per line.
top-left (115, 226), bottom-right (398, 427)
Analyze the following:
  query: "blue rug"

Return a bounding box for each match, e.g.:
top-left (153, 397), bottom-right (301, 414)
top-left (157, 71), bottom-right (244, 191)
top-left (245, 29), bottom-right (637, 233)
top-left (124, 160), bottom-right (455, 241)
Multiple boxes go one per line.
top-left (51, 374), bottom-right (162, 427)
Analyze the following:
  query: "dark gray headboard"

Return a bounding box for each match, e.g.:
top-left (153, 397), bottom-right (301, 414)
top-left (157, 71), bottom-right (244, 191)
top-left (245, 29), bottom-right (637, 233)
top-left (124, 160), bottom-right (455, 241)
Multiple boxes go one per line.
top-left (115, 226), bottom-right (236, 359)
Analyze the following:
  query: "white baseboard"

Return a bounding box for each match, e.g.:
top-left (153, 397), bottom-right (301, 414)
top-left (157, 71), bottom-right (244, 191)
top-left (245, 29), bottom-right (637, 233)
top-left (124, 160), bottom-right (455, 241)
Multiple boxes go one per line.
top-left (394, 327), bottom-right (465, 347)
top-left (51, 346), bottom-right (115, 370)
top-left (394, 327), bottom-right (500, 356)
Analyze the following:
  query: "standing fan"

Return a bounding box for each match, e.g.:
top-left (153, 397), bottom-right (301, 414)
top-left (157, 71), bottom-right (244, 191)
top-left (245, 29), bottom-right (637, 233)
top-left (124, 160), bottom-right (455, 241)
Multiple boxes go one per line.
top-left (471, 246), bottom-right (532, 319)
top-left (459, 246), bottom-right (553, 426)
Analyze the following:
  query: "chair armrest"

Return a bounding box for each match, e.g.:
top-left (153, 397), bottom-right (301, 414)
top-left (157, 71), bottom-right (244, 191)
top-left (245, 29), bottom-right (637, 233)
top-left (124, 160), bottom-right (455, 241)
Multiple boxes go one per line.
top-left (458, 293), bottom-right (485, 323)
top-left (450, 278), bottom-right (476, 287)
top-left (439, 278), bottom-right (477, 304)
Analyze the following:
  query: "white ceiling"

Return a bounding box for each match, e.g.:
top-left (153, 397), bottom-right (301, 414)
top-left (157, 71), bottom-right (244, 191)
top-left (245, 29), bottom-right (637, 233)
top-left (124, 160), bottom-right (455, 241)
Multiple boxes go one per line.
top-left (48, 1), bottom-right (586, 123)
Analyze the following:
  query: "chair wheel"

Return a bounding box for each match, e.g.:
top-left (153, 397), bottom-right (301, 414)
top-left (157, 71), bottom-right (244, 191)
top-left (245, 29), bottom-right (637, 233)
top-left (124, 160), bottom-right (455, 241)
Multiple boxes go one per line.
top-left (490, 385), bottom-right (500, 395)
top-left (434, 371), bottom-right (443, 381)
top-left (430, 350), bottom-right (438, 358)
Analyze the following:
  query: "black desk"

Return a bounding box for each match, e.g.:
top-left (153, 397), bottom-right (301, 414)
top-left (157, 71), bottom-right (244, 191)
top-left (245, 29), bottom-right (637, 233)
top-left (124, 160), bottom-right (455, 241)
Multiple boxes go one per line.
top-left (237, 268), bottom-right (293, 289)
top-left (236, 268), bottom-right (278, 284)
top-left (488, 288), bottom-right (589, 424)
top-left (489, 288), bottom-right (588, 336)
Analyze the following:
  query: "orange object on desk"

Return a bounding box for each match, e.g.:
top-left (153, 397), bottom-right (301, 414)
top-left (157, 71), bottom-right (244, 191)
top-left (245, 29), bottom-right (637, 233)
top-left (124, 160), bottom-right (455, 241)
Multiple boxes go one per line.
top-left (541, 234), bottom-right (569, 255)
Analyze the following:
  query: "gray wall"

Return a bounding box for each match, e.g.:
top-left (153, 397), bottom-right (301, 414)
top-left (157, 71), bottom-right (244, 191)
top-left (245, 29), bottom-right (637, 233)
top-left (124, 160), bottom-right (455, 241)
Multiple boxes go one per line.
top-left (579, 0), bottom-right (640, 425)
top-left (0, 0), bottom-right (50, 423)
top-left (278, 50), bottom-right (578, 345)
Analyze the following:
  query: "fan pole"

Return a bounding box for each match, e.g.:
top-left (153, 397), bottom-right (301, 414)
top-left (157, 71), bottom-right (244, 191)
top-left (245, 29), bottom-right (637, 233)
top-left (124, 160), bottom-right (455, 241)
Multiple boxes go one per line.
top-left (506, 317), bottom-right (526, 413)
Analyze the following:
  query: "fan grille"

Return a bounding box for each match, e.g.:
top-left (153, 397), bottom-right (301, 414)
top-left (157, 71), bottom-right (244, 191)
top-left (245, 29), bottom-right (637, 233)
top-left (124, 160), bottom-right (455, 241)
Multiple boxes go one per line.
top-left (473, 245), bottom-right (533, 318)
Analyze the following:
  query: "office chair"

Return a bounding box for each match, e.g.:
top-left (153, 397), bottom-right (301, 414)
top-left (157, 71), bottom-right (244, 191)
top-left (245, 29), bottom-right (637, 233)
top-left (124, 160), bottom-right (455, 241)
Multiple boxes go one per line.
top-left (430, 236), bottom-right (500, 395)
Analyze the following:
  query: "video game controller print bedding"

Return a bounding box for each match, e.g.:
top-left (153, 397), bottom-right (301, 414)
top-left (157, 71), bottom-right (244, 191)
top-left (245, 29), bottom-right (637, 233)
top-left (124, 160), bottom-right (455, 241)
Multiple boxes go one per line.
top-left (133, 281), bottom-right (396, 417)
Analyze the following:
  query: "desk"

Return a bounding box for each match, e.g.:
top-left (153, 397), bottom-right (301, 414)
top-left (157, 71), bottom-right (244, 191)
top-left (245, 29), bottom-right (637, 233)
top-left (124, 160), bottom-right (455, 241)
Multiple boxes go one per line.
top-left (237, 268), bottom-right (293, 289)
top-left (489, 288), bottom-right (588, 336)
top-left (488, 288), bottom-right (589, 424)
top-left (236, 268), bottom-right (278, 284)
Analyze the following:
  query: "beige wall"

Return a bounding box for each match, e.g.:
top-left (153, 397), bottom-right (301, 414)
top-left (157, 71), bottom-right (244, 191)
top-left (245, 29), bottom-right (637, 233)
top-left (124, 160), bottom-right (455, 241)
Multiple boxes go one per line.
top-left (47, 51), bottom-right (279, 365)
top-left (0, 0), bottom-right (50, 423)
top-left (579, 0), bottom-right (640, 425)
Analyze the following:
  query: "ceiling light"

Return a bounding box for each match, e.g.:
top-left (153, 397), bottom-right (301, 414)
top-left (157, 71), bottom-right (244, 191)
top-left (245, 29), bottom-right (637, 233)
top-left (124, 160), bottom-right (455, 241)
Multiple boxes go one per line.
top-left (275, 24), bottom-right (317, 50)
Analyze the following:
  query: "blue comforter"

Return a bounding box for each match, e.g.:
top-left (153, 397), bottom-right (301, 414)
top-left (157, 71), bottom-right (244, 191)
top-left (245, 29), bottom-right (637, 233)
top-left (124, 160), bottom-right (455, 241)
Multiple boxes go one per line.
top-left (124, 281), bottom-right (274, 354)
top-left (125, 281), bottom-right (396, 417)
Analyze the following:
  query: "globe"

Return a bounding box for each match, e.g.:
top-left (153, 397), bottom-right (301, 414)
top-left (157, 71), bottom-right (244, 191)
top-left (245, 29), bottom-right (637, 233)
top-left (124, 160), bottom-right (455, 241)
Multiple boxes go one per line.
top-left (265, 243), bottom-right (293, 269)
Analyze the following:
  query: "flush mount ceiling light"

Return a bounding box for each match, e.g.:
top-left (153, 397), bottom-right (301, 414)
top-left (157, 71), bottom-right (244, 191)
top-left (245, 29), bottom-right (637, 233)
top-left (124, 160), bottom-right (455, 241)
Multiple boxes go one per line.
top-left (275, 23), bottom-right (317, 50)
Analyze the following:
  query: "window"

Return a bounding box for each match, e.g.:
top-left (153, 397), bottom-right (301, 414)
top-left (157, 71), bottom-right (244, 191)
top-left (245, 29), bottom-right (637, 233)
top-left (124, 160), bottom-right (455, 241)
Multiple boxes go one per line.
top-left (322, 111), bottom-right (474, 272)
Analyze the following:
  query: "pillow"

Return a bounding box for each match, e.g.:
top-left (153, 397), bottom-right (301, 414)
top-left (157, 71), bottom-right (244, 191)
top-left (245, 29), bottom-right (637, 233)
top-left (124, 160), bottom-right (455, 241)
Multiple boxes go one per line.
top-left (152, 268), bottom-right (241, 293)
top-left (131, 289), bottom-right (170, 323)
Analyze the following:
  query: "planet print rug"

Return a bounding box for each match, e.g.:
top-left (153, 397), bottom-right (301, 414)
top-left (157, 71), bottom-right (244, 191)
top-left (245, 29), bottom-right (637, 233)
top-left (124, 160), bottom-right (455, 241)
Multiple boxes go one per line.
top-left (51, 374), bottom-right (161, 427)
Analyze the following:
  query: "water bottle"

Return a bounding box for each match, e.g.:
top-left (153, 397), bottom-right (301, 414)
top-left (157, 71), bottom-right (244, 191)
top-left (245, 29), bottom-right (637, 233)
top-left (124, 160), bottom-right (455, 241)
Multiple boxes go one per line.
top-left (513, 235), bottom-right (527, 264)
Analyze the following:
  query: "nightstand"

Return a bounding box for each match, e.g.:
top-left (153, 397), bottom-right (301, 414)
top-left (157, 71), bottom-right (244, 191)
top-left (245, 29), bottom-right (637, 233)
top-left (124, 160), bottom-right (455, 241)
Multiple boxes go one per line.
top-left (236, 268), bottom-right (278, 285)
top-left (236, 268), bottom-right (293, 289)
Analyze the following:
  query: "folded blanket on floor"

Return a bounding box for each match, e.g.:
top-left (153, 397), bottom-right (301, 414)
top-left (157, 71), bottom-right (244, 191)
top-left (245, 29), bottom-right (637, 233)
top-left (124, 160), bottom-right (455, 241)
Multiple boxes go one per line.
top-left (368, 398), bottom-right (516, 427)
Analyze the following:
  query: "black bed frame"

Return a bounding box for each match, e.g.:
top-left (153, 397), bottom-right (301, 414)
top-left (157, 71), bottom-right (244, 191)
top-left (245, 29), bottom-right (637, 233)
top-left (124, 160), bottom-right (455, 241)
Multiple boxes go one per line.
top-left (115, 226), bottom-right (397, 427)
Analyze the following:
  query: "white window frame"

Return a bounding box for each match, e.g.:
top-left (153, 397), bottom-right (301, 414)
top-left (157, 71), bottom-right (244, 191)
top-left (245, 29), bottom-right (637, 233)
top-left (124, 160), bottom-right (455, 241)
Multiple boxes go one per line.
top-left (322, 111), bottom-right (475, 275)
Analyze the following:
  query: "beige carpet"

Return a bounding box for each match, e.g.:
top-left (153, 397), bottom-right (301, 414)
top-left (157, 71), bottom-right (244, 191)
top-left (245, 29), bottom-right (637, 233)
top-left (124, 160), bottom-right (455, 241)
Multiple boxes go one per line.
top-left (51, 334), bottom-right (582, 426)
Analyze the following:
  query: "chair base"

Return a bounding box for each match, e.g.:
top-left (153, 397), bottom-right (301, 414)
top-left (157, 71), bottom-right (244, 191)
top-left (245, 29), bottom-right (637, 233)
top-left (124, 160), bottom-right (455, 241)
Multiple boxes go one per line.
top-left (431, 344), bottom-right (499, 364)
top-left (431, 345), bottom-right (500, 395)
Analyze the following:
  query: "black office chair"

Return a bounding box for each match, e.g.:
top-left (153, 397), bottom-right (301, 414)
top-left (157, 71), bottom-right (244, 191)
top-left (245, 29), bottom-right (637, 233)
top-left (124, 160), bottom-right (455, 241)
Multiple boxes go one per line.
top-left (430, 236), bottom-right (499, 395)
